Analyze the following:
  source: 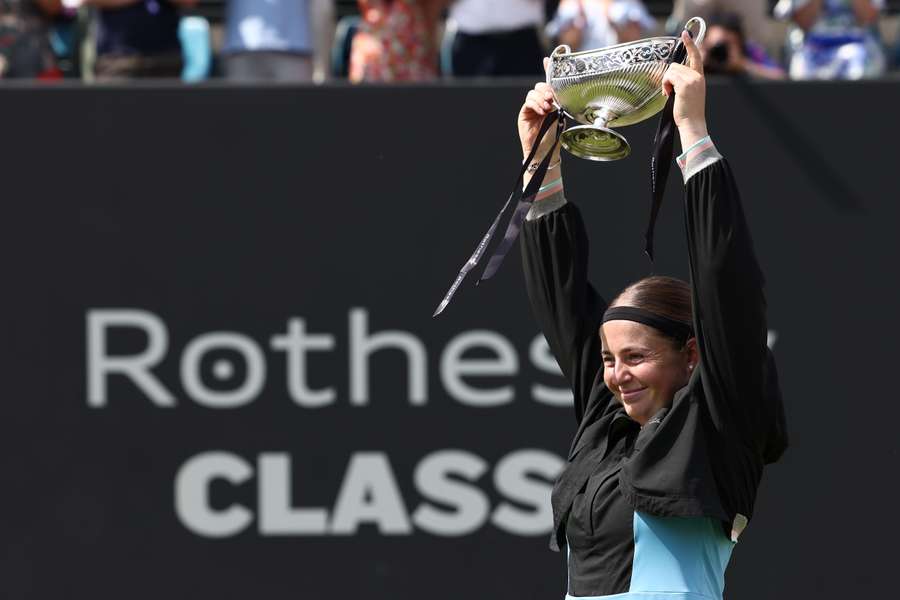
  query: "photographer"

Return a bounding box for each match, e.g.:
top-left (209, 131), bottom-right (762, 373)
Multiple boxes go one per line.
top-left (702, 12), bottom-right (786, 80)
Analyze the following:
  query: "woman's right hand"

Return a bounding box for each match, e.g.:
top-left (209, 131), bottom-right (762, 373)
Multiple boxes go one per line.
top-left (517, 59), bottom-right (561, 162)
top-left (661, 31), bottom-right (709, 149)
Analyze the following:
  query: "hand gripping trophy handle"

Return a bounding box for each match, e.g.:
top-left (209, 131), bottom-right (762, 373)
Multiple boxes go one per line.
top-left (548, 17), bottom-right (706, 162)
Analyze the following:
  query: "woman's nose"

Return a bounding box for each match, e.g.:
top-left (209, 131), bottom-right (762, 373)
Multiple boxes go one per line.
top-left (614, 360), bottom-right (632, 384)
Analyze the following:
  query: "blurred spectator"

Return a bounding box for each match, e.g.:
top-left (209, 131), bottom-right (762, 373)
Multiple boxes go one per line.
top-left (775, 0), bottom-right (885, 79)
top-left (546, 0), bottom-right (655, 52)
top-left (85, 0), bottom-right (197, 80)
top-left (447, 0), bottom-right (546, 76)
top-left (224, 0), bottom-right (334, 83)
top-left (702, 12), bottom-right (786, 80)
top-left (349, 0), bottom-right (447, 82)
top-left (0, 0), bottom-right (62, 79)
top-left (669, 1), bottom-right (771, 50)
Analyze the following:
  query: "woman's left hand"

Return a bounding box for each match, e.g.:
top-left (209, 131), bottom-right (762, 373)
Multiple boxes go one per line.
top-left (662, 31), bottom-right (708, 146)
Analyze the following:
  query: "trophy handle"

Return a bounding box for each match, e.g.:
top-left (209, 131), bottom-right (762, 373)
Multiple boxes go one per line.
top-left (547, 45), bottom-right (571, 114)
top-left (683, 17), bottom-right (706, 48)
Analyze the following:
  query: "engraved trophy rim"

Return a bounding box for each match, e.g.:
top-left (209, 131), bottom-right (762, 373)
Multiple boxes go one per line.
top-left (551, 35), bottom-right (680, 62)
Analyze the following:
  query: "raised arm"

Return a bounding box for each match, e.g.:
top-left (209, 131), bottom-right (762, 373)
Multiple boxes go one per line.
top-left (684, 150), bottom-right (770, 450)
top-left (664, 34), bottom-right (774, 455)
top-left (518, 81), bottom-right (608, 424)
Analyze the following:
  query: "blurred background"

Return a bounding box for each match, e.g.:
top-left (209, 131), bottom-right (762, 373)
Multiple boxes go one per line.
top-left (2, 2), bottom-right (899, 600)
top-left (2, 0), bottom-right (900, 82)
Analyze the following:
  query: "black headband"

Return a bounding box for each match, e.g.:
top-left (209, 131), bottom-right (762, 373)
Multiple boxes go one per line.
top-left (602, 306), bottom-right (694, 345)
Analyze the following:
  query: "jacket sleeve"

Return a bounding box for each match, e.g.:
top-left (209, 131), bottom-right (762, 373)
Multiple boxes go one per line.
top-left (521, 199), bottom-right (608, 424)
top-left (684, 159), bottom-right (782, 458)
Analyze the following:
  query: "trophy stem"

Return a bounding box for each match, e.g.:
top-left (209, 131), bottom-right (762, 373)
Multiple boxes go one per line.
top-left (561, 107), bottom-right (631, 161)
top-left (591, 107), bottom-right (618, 130)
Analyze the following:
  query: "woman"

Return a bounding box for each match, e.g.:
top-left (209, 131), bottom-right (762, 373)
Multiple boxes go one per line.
top-left (0, 0), bottom-right (62, 79)
top-left (775, 0), bottom-right (885, 80)
top-left (85, 0), bottom-right (198, 80)
top-left (518, 32), bottom-right (788, 598)
top-left (547, 0), bottom-right (656, 52)
top-left (223, 0), bottom-right (334, 83)
top-left (349, 0), bottom-right (448, 83)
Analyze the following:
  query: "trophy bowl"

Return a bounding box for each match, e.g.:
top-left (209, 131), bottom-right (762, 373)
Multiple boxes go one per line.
top-left (548, 17), bottom-right (706, 161)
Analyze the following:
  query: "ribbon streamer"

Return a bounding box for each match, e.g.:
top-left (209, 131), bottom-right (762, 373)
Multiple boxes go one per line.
top-left (646, 31), bottom-right (690, 261)
top-left (433, 110), bottom-right (565, 317)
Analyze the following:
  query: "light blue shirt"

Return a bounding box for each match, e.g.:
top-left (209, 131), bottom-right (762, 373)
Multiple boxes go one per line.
top-left (224, 0), bottom-right (312, 54)
top-left (565, 512), bottom-right (735, 600)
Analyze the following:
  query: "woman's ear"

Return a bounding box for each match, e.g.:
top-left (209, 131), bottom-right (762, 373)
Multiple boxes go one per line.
top-left (685, 337), bottom-right (700, 371)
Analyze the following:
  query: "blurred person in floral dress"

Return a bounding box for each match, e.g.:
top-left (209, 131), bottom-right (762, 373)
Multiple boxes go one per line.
top-left (350, 0), bottom-right (450, 82)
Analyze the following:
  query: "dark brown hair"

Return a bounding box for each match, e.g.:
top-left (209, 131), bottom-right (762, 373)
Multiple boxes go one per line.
top-left (609, 276), bottom-right (693, 345)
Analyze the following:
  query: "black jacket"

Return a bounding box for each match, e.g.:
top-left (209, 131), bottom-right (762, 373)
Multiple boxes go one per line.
top-left (520, 159), bottom-right (789, 552)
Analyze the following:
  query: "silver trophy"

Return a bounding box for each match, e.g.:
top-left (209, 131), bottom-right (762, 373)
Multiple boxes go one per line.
top-left (548, 17), bottom-right (706, 161)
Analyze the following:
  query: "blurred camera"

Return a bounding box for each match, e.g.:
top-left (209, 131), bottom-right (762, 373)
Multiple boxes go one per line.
top-left (705, 41), bottom-right (731, 73)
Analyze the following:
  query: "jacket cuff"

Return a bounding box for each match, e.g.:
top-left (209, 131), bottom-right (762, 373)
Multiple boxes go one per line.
top-left (526, 190), bottom-right (567, 221)
top-left (677, 136), bottom-right (723, 183)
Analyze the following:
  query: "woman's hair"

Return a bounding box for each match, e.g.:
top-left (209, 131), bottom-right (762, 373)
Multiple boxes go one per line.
top-left (609, 275), bottom-right (693, 345)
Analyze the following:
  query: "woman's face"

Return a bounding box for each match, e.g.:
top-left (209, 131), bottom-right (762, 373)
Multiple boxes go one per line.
top-left (600, 320), bottom-right (697, 425)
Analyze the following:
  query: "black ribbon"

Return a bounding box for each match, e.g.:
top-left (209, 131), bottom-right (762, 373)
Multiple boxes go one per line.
top-left (646, 34), bottom-right (690, 261)
top-left (433, 110), bottom-right (565, 317)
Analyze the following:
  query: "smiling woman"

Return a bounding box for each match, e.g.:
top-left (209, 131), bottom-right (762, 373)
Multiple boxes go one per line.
top-left (516, 31), bottom-right (789, 600)
top-left (601, 277), bottom-right (698, 426)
